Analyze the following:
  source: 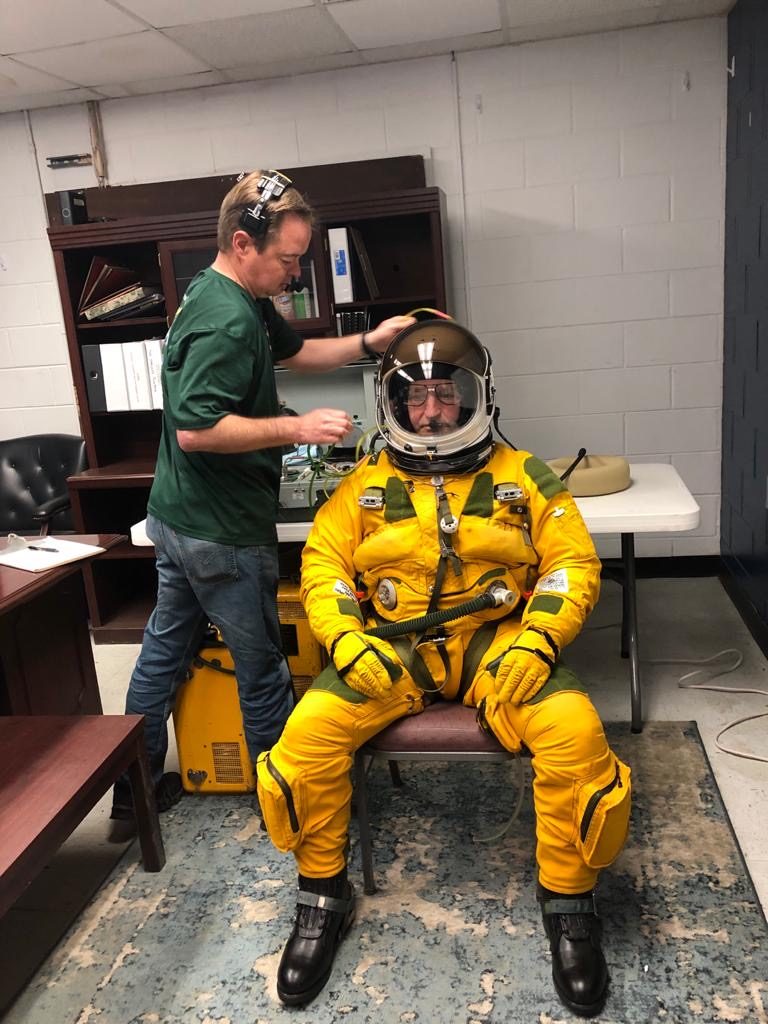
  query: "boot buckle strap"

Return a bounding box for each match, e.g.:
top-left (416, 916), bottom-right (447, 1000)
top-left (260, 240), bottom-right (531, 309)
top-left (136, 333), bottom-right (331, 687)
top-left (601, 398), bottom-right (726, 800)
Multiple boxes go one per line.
top-left (541, 896), bottom-right (596, 916)
top-left (297, 890), bottom-right (351, 914)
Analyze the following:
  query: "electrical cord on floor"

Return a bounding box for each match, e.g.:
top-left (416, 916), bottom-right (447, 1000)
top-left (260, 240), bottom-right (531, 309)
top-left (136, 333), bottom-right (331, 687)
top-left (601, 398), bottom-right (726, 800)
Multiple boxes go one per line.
top-left (585, 622), bottom-right (767, 763)
top-left (646, 649), bottom-right (768, 764)
top-left (472, 754), bottom-right (527, 844)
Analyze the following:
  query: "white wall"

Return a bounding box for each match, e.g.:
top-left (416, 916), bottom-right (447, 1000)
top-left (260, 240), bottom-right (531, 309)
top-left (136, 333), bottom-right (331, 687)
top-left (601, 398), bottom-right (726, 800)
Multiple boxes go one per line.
top-left (0, 17), bottom-right (726, 557)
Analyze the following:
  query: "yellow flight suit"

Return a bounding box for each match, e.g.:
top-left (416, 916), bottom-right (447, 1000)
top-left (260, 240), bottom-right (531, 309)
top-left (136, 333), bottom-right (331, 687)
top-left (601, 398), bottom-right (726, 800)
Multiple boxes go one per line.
top-left (257, 444), bottom-right (631, 895)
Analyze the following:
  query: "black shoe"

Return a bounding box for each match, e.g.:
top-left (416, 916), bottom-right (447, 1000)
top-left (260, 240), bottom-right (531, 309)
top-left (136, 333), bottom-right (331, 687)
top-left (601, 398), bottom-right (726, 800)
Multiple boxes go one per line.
top-left (155, 771), bottom-right (183, 811)
top-left (277, 883), bottom-right (356, 1006)
top-left (539, 887), bottom-right (609, 1018)
top-left (108, 771), bottom-right (184, 840)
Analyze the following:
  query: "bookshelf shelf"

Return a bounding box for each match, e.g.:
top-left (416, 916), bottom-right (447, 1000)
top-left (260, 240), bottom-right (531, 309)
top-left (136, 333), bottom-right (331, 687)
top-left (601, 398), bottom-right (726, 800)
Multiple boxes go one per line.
top-left (48, 168), bottom-right (446, 642)
top-left (78, 317), bottom-right (168, 330)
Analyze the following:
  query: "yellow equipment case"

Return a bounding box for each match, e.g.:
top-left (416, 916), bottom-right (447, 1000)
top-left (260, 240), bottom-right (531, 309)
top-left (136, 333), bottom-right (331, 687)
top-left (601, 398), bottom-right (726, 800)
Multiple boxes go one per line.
top-left (173, 582), bottom-right (325, 794)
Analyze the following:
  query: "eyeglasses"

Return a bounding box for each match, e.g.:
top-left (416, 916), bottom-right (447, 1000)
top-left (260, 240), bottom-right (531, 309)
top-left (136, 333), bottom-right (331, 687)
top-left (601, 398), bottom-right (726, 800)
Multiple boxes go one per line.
top-left (404, 383), bottom-right (460, 407)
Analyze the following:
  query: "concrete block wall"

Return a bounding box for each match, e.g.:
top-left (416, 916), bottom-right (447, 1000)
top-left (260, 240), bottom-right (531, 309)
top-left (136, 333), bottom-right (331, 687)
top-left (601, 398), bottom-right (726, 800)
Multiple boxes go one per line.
top-left (0, 17), bottom-right (727, 557)
top-left (459, 18), bottom-right (726, 558)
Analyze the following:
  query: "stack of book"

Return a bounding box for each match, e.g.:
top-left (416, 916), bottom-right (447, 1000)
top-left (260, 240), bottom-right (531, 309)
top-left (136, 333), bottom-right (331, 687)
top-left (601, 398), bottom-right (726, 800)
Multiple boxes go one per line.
top-left (78, 256), bottom-right (165, 322)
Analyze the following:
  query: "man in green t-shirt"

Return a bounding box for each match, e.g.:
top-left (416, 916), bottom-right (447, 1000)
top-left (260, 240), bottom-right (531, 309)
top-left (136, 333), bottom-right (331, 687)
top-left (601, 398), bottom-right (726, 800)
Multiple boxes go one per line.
top-left (111, 169), bottom-right (414, 824)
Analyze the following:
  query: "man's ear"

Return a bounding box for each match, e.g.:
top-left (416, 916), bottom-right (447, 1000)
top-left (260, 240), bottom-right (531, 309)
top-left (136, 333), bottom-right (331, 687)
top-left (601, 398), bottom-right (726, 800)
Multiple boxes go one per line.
top-left (231, 229), bottom-right (254, 258)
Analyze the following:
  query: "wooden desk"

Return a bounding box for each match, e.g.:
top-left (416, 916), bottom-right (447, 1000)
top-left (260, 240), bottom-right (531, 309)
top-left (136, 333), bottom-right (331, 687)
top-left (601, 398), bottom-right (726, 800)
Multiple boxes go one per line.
top-left (0, 534), bottom-right (124, 716)
top-left (0, 715), bottom-right (165, 919)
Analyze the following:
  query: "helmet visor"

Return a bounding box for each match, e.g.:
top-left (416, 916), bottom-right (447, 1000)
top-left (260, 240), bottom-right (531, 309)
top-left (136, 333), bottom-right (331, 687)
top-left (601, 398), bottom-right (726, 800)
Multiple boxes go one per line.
top-left (387, 363), bottom-right (483, 439)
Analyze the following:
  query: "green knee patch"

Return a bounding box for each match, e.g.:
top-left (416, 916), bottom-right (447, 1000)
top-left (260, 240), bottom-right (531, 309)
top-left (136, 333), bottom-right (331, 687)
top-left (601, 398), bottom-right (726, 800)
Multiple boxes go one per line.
top-left (526, 661), bottom-right (588, 704)
top-left (309, 663), bottom-right (369, 703)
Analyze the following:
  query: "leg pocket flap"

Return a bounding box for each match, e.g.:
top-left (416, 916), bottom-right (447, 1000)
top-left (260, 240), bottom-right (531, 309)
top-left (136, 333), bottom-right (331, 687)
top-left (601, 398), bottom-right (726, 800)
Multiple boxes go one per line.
top-left (576, 757), bottom-right (631, 869)
top-left (256, 753), bottom-right (306, 853)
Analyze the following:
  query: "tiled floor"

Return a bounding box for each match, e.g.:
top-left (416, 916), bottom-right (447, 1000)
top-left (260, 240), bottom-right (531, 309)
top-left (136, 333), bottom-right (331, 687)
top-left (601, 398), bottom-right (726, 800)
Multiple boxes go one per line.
top-left (1, 575), bottom-right (766, 1016)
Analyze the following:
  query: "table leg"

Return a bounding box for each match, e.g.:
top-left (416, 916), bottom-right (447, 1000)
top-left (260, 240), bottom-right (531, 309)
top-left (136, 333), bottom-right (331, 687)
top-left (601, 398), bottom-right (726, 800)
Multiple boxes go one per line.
top-left (620, 533), bottom-right (642, 733)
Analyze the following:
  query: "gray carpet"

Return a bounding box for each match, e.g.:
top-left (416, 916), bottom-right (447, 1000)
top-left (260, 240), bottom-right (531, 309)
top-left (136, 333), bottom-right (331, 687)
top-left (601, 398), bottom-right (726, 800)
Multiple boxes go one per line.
top-left (5, 721), bottom-right (767, 1023)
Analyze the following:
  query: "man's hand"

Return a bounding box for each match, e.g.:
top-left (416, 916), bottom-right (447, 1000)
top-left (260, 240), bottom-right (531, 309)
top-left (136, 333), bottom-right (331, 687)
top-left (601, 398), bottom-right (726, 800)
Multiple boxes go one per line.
top-left (493, 628), bottom-right (557, 705)
top-left (295, 407), bottom-right (352, 445)
top-left (364, 315), bottom-right (417, 355)
top-left (332, 631), bottom-right (402, 699)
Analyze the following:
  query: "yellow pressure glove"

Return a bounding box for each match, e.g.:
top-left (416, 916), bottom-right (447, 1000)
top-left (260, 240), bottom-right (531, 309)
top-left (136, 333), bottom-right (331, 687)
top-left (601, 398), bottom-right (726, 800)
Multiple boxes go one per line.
top-left (493, 627), bottom-right (558, 705)
top-left (332, 631), bottom-right (403, 700)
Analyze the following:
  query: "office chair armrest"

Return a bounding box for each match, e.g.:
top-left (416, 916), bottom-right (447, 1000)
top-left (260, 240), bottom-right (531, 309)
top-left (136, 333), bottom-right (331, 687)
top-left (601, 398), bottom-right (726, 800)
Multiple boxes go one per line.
top-left (31, 495), bottom-right (71, 522)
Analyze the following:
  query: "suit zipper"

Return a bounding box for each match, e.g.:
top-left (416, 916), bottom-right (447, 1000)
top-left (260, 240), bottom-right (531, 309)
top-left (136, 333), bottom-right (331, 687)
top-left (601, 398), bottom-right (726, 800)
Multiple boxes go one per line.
top-left (266, 755), bottom-right (299, 833)
top-left (580, 761), bottom-right (621, 842)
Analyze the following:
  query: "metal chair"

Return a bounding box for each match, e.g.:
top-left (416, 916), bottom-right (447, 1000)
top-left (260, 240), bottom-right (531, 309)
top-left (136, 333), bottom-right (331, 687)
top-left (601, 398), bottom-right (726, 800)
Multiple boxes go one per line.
top-left (353, 701), bottom-right (520, 895)
top-left (0, 433), bottom-right (87, 536)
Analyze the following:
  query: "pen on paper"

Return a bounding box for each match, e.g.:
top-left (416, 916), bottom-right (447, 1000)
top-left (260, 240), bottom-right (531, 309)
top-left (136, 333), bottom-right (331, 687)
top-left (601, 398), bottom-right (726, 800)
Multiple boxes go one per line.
top-left (27, 545), bottom-right (58, 552)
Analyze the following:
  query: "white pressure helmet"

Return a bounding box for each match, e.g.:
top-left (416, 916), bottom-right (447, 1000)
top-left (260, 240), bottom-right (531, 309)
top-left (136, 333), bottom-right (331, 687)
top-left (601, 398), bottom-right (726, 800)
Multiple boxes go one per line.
top-left (376, 318), bottom-right (496, 475)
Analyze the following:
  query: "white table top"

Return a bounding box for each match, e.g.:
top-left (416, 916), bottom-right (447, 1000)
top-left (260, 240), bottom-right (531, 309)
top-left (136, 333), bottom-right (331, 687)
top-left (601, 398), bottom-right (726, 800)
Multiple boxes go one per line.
top-left (574, 462), bottom-right (700, 534)
top-left (131, 463), bottom-right (700, 547)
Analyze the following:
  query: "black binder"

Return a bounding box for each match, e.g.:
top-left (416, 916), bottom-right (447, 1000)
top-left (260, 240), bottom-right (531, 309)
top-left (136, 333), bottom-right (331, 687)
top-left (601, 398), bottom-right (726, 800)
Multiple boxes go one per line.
top-left (81, 345), bottom-right (106, 412)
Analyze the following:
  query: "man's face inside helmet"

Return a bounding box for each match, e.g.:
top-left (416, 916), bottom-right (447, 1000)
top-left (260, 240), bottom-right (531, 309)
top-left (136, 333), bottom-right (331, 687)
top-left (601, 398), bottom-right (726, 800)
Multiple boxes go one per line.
top-left (386, 363), bottom-right (480, 440)
top-left (405, 379), bottom-right (462, 435)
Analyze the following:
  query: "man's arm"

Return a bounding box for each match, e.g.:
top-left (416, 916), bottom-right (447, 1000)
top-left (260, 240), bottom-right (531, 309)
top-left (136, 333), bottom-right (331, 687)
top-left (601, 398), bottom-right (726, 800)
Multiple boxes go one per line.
top-left (279, 314), bottom-right (415, 373)
top-left (177, 407), bottom-right (352, 453)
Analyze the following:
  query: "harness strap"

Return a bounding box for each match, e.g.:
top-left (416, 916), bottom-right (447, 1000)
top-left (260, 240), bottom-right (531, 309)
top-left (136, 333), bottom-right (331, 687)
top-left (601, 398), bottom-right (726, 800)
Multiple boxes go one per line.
top-left (540, 896), bottom-right (597, 917)
top-left (297, 890), bottom-right (353, 914)
top-left (458, 620), bottom-right (500, 700)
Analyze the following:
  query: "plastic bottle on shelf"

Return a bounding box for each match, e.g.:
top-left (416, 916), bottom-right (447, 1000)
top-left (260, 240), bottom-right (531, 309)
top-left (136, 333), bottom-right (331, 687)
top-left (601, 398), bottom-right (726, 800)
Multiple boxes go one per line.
top-left (292, 288), bottom-right (312, 319)
top-left (272, 291), bottom-right (294, 319)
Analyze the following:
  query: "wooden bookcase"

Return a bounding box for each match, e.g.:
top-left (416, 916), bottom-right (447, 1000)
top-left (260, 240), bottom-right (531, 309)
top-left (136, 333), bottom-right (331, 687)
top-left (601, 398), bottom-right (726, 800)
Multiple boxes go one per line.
top-left (48, 177), bottom-right (447, 643)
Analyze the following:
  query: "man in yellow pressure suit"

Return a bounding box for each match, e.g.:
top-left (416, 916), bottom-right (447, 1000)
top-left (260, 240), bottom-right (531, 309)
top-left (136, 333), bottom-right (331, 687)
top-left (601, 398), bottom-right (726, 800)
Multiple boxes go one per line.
top-left (257, 319), bottom-right (631, 1018)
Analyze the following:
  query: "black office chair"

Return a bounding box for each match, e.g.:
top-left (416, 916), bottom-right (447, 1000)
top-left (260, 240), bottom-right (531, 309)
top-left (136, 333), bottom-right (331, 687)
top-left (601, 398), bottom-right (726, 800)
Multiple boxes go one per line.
top-left (0, 433), bottom-right (87, 536)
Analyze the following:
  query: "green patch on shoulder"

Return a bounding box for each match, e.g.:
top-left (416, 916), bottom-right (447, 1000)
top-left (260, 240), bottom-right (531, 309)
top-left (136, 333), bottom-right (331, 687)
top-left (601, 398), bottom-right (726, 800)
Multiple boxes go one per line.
top-left (309, 663), bottom-right (369, 703)
top-left (524, 455), bottom-right (566, 500)
top-left (336, 597), bottom-right (363, 622)
top-left (462, 472), bottom-right (494, 517)
top-left (385, 477), bottom-right (416, 521)
top-left (527, 594), bottom-right (564, 616)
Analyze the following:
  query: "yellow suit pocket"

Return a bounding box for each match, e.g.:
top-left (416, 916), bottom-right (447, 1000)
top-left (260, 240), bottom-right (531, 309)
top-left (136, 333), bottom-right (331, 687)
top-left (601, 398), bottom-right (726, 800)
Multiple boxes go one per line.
top-left (255, 752), bottom-right (307, 853)
top-left (575, 757), bottom-right (631, 869)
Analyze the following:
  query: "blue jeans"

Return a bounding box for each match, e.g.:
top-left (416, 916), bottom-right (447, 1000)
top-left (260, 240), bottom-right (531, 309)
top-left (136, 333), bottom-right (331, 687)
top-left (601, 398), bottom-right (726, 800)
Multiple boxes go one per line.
top-left (120, 513), bottom-right (295, 797)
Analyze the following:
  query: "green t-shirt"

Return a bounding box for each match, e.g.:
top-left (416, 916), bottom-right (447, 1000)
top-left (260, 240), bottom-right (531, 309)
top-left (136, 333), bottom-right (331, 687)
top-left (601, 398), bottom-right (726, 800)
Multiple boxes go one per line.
top-left (147, 267), bottom-right (303, 545)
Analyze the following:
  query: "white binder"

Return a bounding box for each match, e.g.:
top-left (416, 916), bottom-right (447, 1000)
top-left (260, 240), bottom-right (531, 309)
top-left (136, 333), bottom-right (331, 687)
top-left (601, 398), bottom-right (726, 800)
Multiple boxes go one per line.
top-left (327, 226), bottom-right (354, 304)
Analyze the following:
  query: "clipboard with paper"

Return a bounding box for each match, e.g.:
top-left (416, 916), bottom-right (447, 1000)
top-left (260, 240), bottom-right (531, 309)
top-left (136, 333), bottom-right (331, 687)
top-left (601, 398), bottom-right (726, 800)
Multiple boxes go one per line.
top-left (0, 534), bottom-right (106, 573)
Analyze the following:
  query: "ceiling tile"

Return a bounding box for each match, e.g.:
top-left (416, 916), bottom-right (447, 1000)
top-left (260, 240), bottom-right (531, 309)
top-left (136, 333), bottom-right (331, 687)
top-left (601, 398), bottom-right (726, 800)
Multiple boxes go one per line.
top-left (222, 52), bottom-right (363, 81)
top-left (117, 0), bottom-right (312, 28)
top-left (0, 0), bottom-right (143, 53)
top-left (123, 71), bottom-right (227, 96)
top-left (0, 87), bottom-right (102, 113)
top-left (165, 8), bottom-right (353, 66)
top-left (0, 56), bottom-right (74, 96)
top-left (325, 0), bottom-right (501, 48)
top-left (502, 0), bottom-right (663, 27)
top-left (360, 32), bottom-right (504, 66)
top-left (14, 32), bottom-right (211, 87)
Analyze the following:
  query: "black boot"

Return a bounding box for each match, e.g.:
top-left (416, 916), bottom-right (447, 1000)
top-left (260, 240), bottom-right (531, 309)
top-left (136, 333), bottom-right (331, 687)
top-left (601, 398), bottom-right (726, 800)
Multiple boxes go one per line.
top-left (108, 772), bottom-right (184, 841)
top-left (539, 885), bottom-right (609, 1018)
top-left (277, 870), bottom-right (356, 1007)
